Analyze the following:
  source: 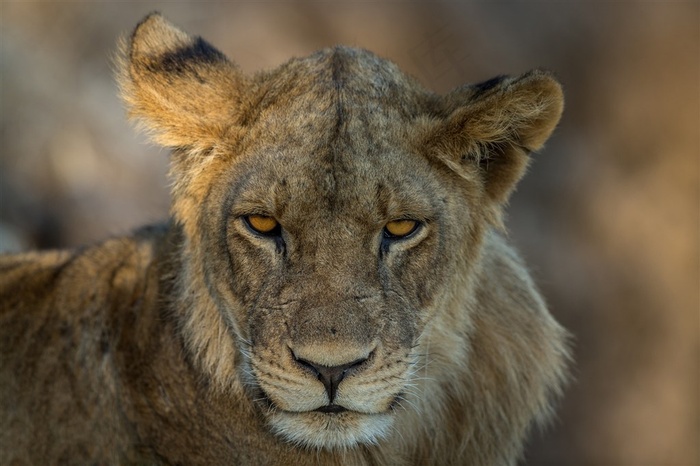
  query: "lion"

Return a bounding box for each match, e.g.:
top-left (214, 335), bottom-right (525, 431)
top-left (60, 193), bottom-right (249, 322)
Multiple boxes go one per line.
top-left (0, 13), bottom-right (570, 466)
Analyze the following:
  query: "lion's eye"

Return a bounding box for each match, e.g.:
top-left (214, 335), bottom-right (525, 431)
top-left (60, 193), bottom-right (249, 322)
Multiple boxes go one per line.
top-left (245, 215), bottom-right (280, 236)
top-left (384, 219), bottom-right (419, 239)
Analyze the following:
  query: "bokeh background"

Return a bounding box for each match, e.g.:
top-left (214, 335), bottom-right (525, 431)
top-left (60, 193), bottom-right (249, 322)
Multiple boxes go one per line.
top-left (1, 2), bottom-right (698, 464)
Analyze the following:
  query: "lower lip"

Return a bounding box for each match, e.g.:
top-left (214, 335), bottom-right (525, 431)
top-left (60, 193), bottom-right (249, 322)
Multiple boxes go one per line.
top-left (314, 404), bottom-right (348, 414)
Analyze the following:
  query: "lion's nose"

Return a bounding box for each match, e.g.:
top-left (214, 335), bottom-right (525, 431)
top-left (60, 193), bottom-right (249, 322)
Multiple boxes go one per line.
top-left (293, 355), bottom-right (369, 403)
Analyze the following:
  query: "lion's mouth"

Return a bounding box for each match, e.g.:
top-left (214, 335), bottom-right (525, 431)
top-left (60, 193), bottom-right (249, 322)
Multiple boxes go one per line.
top-left (314, 403), bottom-right (348, 414)
top-left (253, 387), bottom-right (400, 449)
top-left (255, 387), bottom-right (403, 416)
top-left (247, 351), bottom-right (410, 449)
top-left (257, 391), bottom-right (351, 415)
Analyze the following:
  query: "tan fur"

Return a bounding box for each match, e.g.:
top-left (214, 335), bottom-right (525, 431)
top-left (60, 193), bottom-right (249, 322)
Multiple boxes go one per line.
top-left (0, 13), bottom-right (570, 465)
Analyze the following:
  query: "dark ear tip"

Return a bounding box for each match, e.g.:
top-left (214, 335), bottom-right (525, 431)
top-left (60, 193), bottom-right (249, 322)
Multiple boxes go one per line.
top-left (472, 75), bottom-right (509, 96)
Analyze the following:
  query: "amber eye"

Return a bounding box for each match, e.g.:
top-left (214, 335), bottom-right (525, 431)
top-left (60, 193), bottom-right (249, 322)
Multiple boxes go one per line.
top-left (384, 219), bottom-right (419, 239)
top-left (245, 215), bottom-right (280, 235)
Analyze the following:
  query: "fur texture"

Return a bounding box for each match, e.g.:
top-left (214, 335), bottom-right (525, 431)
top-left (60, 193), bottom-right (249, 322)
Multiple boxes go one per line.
top-left (0, 13), bottom-right (569, 465)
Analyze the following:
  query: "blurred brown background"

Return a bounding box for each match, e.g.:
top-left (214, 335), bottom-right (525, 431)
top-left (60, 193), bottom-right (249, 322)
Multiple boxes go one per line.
top-left (1, 2), bottom-right (698, 465)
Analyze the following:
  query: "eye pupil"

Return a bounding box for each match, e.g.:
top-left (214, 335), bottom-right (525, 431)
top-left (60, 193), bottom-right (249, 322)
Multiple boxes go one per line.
top-left (247, 215), bottom-right (279, 234)
top-left (384, 220), bottom-right (418, 238)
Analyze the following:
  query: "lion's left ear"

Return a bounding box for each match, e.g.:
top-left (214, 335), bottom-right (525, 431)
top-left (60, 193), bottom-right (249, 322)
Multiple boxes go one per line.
top-left (426, 70), bottom-right (563, 224)
top-left (117, 13), bottom-right (248, 151)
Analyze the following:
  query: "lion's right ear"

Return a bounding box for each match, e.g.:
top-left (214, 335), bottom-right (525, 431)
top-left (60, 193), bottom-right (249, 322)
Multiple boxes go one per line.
top-left (117, 13), bottom-right (247, 151)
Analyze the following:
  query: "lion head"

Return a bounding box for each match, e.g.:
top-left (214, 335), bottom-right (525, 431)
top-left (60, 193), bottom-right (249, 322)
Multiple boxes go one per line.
top-left (118, 13), bottom-right (568, 457)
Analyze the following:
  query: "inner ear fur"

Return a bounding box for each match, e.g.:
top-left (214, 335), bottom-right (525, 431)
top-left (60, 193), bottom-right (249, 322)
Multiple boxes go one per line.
top-left (428, 70), bottom-right (564, 222)
top-left (117, 12), bottom-right (248, 150)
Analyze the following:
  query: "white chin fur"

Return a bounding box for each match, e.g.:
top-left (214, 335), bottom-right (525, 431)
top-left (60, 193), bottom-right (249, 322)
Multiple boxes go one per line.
top-left (268, 411), bottom-right (394, 450)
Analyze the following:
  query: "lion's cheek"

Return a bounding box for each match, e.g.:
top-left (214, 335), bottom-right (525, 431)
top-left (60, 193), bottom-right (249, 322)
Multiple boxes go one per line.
top-left (388, 239), bottom-right (452, 310)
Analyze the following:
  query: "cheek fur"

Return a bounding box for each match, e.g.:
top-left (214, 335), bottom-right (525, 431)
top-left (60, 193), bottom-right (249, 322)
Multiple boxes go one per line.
top-left (220, 223), bottom-right (278, 307)
top-left (390, 231), bottom-right (449, 309)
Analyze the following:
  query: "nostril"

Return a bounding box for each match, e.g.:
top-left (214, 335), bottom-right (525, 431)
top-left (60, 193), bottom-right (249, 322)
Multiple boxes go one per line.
top-left (294, 356), bottom-right (321, 377)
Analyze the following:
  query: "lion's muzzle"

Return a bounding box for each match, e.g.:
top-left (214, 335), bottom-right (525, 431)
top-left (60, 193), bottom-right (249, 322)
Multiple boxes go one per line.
top-left (292, 350), bottom-right (372, 409)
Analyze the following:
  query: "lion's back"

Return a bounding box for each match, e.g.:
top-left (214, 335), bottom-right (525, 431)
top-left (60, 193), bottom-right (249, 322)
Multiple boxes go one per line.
top-left (0, 229), bottom-right (164, 464)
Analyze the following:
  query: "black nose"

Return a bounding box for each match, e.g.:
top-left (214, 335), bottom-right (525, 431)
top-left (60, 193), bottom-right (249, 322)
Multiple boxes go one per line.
top-left (294, 355), bottom-right (369, 403)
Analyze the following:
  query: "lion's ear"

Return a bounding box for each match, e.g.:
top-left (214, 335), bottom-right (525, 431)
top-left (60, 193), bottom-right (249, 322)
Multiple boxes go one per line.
top-left (118, 13), bottom-right (247, 151)
top-left (428, 71), bottom-right (563, 224)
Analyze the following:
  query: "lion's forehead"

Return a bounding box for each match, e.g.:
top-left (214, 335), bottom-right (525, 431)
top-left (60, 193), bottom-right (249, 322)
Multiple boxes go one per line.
top-left (240, 47), bottom-right (432, 150)
top-left (231, 144), bottom-right (444, 231)
top-left (224, 49), bottom-right (445, 226)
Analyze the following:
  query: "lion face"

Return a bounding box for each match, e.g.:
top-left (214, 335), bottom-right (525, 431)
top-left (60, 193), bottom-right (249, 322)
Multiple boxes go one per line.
top-left (120, 14), bottom-right (565, 452)
top-left (210, 107), bottom-right (463, 448)
top-left (165, 45), bottom-right (481, 450)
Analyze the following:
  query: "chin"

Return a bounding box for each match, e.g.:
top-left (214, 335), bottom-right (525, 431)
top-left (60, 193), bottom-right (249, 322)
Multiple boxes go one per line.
top-left (266, 410), bottom-right (395, 450)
